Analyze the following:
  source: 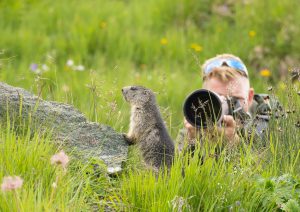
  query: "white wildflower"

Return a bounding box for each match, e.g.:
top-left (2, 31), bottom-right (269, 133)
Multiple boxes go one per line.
top-left (74, 65), bottom-right (85, 71)
top-left (41, 64), bottom-right (49, 72)
top-left (66, 59), bottom-right (74, 67)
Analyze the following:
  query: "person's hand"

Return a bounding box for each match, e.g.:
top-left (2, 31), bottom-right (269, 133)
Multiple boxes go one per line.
top-left (218, 115), bottom-right (240, 145)
top-left (184, 115), bottom-right (240, 145)
top-left (184, 118), bottom-right (197, 140)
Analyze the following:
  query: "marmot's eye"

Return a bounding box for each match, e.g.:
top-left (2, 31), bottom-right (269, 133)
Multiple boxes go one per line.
top-left (130, 86), bottom-right (138, 91)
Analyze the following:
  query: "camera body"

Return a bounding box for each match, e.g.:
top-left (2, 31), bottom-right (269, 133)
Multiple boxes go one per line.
top-left (183, 89), bottom-right (251, 128)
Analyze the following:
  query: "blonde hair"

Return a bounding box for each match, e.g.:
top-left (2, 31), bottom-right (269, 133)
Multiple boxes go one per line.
top-left (203, 67), bottom-right (246, 82)
top-left (202, 54), bottom-right (249, 83)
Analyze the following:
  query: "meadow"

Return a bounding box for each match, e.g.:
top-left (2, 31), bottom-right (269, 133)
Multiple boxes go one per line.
top-left (0, 0), bottom-right (300, 211)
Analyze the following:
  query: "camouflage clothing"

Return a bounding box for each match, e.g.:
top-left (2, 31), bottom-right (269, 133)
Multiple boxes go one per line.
top-left (176, 93), bottom-right (284, 153)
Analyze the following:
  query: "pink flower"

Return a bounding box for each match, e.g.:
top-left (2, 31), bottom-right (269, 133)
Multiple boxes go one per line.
top-left (1, 176), bottom-right (23, 191)
top-left (50, 150), bottom-right (70, 168)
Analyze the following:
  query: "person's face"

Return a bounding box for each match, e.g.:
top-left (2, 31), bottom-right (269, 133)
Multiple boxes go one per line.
top-left (202, 77), bottom-right (254, 112)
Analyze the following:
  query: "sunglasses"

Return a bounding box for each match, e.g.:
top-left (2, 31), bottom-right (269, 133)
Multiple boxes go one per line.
top-left (203, 58), bottom-right (248, 77)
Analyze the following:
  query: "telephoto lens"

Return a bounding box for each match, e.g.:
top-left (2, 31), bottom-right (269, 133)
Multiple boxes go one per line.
top-left (183, 89), bottom-right (229, 128)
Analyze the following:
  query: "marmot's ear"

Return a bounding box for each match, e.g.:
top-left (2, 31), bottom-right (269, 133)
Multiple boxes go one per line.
top-left (143, 90), bottom-right (152, 101)
top-left (144, 89), bottom-right (155, 96)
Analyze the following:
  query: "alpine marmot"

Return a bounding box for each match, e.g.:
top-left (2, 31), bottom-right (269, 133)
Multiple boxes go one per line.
top-left (122, 85), bottom-right (174, 170)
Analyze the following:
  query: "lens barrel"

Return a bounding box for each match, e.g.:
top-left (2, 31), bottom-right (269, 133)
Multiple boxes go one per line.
top-left (183, 89), bottom-right (223, 128)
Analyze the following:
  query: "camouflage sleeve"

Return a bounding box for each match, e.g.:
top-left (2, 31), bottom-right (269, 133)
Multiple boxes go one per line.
top-left (241, 117), bottom-right (269, 147)
top-left (246, 93), bottom-right (285, 147)
top-left (252, 116), bottom-right (269, 140)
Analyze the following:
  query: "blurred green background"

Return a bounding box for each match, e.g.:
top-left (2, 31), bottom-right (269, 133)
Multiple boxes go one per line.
top-left (0, 0), bottom-right (299, 136)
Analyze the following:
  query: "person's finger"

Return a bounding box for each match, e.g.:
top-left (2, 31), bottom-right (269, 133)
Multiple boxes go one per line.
top-left (184, 118), bottom-right (197, 139)
top-left (222, 115), bottom-right (236, 128)
top-left (184, 118), bottom-right (194, 130)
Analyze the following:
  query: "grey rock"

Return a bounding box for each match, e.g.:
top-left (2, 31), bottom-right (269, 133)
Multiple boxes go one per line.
top-left (0, 82), bottom-right (128, 173)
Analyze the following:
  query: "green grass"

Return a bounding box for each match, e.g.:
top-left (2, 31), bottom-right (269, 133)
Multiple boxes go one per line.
top-left (117, 104), bottom-right (300, 211)
top-left (0, 123), bottom-right (88, 211)
top-left (0, 0), bottom-right (300, 211)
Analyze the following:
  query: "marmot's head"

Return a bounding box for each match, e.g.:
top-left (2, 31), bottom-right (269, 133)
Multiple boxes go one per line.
top-left (122, 86), bottom-right (156, 106)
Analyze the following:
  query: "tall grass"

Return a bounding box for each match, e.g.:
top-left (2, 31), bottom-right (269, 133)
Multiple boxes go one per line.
top-left (118, 95), bottom-right (300, 211)
top-left (0, 122), bottom-right (89, 211)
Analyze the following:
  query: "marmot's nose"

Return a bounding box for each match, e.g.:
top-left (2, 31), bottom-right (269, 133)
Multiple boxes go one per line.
top-left (121, 88), bottom-right (124, 93)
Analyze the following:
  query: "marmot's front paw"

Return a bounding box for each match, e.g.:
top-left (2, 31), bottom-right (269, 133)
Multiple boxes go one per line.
top-left (122, 133), bottom-right (134, 145)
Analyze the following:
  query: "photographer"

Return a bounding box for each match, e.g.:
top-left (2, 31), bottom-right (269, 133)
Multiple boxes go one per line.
top-left (177, 54), bottom-right (275, 152)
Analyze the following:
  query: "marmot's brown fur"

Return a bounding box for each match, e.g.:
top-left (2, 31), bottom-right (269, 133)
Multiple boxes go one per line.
top-left (122, 86), bottom-right (174, 170)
